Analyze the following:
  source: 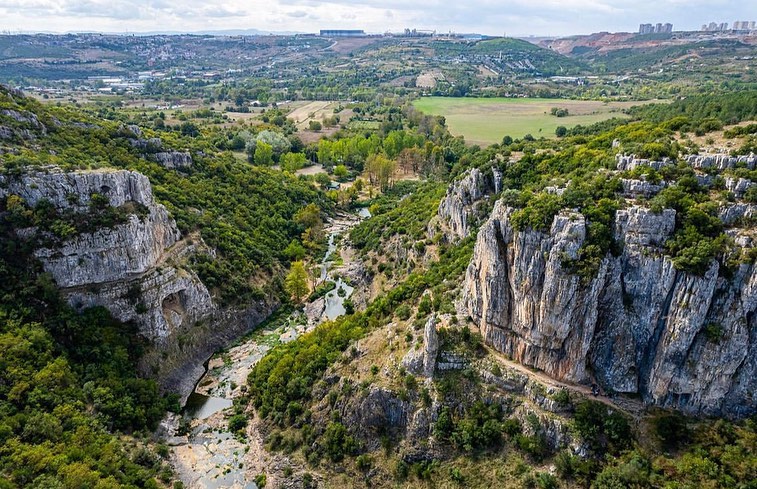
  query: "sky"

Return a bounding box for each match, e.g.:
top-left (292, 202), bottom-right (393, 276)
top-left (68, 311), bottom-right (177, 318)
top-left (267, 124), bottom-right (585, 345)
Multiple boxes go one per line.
top-left (0, 0), bottom-right (753, 37)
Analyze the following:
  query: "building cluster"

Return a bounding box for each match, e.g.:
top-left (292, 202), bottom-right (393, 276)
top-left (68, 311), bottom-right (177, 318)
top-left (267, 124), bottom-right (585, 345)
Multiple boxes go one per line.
top-left (400, 28), bottom-right (435, 37)
top-left (701, 21), bottom-right (756, 31)
top-left (639, 23), bottom-right (673, 34)
top-left (732, 21), bottom-right (756, 31)
top-left (319, 29), bottom-right (365, 37)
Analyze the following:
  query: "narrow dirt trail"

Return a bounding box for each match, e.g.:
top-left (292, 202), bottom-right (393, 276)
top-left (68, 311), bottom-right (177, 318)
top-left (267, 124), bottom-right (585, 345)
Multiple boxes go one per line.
top-left (486, 346), bottom-right (647, 418)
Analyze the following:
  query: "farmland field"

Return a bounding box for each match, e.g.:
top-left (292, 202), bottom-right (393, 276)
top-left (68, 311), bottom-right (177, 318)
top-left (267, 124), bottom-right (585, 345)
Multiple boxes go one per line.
top-left (413, 97), bottom-right (649, 145)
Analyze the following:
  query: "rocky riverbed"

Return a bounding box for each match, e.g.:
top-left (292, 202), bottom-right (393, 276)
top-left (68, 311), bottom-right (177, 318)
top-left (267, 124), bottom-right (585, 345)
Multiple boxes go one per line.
top-left (164, 211), bottom-right (370, 488)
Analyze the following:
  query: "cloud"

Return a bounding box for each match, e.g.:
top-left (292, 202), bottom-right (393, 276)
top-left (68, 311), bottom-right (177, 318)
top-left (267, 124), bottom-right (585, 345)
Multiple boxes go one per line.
top-left (0, 0), bottom-right (753, 36)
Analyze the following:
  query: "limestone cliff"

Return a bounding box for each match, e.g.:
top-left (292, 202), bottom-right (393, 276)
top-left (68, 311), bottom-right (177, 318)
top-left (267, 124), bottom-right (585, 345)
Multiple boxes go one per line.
top-left (463, 201), bottom-right (756, 418)
top-left (0, 167), bottom-right (273, 401)
top-left (401, 314), bottom-right (439, 377)
top-left (430, 167), bottom-right (501, 241)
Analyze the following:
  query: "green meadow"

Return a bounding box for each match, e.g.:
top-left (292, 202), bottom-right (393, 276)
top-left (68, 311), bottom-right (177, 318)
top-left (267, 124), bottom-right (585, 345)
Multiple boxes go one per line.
top-left (413, 97), bottom-right (643, 145)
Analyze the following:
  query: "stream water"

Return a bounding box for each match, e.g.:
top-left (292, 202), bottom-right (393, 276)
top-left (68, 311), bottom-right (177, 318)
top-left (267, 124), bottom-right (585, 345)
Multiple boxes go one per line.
top-left (170, 210), bottom-right (368, 488)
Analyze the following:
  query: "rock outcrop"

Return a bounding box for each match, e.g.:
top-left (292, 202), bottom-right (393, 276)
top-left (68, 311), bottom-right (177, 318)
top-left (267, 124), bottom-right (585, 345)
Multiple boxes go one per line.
top-left (432, 167), bottom-right (502, 241)
top-left (0, 108), bottom-right (47, 135)
top-left (0, 167), bottom-right (274, 402)
top-left (402, 314), bottom-right (439, 377)
top-left (725, 177), bottom-right (755, 198)
top-left (687, 153), bottom-right (757, 171)
top-left (464, 200), bottom-right (756, 417)
top-left (155, 151), bottom-right (193, 169)
top-left (719, 203), bottom-right (757, 225)
top-left (615, 154), bottom-right (672, 171)
top-left (620, 178), bottom-right (666, 198)
top-left (0, 167), bottom-right (212, 342)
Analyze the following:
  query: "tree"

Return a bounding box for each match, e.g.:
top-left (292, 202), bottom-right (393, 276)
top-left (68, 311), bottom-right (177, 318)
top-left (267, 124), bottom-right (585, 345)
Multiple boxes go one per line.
top-left (255, 130), bottom-right (291, 159)
top-left (254, 142), bottom-right (274, 166)
top-left (397, 147), bottom-right (423, 174)
top-left (281, 152), bottom-right (307, 173)
top-left (284, 240), bottom-right (306, 261)
top-left (333, 164), bottom-right (348, 179)
top-left (295, 203), bottom-right (324, 246)
top-left (365, 154), bottom-right (397, 191)
top-left (180, 121), bottom-right (199, 137)
top-left (309, 120), bottom-right (322, 131)
top-left (294, 203), bottom-right (322, 230)
top-left (284, 261), bottom-right (309, 302)
top-left (555, 126), bottom-right (568, 137)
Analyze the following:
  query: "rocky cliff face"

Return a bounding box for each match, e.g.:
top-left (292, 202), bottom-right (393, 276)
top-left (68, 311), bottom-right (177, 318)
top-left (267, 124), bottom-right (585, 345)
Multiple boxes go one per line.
top-left (463, 200), bottom-right (756, 418)
top-left (402, 314), bottom-right (439, 377)
top-left (0, 167), bottom-right (212, 342)
top-left (0, 167), bottom-right (273, 401)
top-left (431, 167), bottom-right (501, 241)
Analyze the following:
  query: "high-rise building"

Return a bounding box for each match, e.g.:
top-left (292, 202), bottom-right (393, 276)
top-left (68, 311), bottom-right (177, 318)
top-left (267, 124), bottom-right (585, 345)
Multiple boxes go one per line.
top-left (732, 21), bottom-right (756, 31)
top-left (640, 22), bottom-right (671, 34)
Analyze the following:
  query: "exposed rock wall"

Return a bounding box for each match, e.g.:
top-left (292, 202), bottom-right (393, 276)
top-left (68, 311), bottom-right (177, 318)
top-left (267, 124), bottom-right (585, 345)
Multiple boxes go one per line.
top-left (1, 167), bottom-right (273, 402)
top-left (687, 153), bottom-right (757, 171)
top-left (463, 201), bottom-right (756, 417)
top-left (0, 167), bottom-right (157, 212)
top-left (615, 154), bottom-right (672, 171)
top-left (402, 314), bottom-right (439, 377)
top-left (155, 151), bottom-right (193, 169)
top-left (0, 167), bottom-right (209, 342)
top-left (431, 167), bottom-right (501, 241)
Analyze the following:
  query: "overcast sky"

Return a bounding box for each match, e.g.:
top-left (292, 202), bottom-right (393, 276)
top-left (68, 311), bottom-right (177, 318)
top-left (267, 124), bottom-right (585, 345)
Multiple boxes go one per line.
top-left (0, 0), bottom-right (753, 37)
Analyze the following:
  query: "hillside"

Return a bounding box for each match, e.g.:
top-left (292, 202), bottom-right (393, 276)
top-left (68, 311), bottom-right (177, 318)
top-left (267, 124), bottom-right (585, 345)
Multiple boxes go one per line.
top-left (241, 92), bottom-right (757, 487)
top-left (1, 74), bottom-right (756, 489)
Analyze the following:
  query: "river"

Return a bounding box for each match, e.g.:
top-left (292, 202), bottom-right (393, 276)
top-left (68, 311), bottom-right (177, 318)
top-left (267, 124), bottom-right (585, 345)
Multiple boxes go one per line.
top-left (167, 209), bottom-right (369, 489)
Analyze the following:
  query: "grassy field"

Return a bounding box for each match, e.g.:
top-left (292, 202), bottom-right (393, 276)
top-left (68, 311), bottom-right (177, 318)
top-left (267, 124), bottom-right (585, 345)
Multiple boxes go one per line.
top-left (413, 97), bottom-right (645, 145)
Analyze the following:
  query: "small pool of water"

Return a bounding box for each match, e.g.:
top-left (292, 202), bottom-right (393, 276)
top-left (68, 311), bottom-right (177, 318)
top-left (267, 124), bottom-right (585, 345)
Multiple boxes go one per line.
top-left (183, 392), bottom-right (233, 420)
top-left (323, 277), bottom-right (355, 320)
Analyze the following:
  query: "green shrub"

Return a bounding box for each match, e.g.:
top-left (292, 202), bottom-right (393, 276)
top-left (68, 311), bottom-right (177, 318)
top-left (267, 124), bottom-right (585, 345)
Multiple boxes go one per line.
top-left (228, 414), bottom-right (248, 434)
top-left (254, 473), bottom-right (267, 487)
top-left (574, 400), bottom-right (632, 454)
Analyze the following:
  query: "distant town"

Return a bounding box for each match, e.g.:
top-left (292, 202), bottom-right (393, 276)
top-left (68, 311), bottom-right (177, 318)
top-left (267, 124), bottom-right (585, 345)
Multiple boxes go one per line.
top-left (0, 18), bottom-right (754, 100)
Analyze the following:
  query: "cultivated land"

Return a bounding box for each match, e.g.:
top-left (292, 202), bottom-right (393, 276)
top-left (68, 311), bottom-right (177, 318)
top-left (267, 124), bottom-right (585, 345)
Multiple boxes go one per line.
top-left (413, 97), bottom-right (647, 144)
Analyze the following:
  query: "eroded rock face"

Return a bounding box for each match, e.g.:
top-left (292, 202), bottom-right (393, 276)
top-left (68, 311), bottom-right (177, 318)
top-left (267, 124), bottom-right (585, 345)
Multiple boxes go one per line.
top-left (725, 177), bottom-right (754, 198)
top-left (719, 203), bottom-right (757, 225)
top-left (0, 167), bottom-right (156, 212)
top-left (1, 167), bottom-right (211, 344)
top-left (687, 153), bottom-right (757, 171)
top-left (620, 178), bottom-right (666, 198)
top-left (464, 202), bottom-right (756, 417)
top-left (155, 151), bottom-right (193, 169)
top-left (615, 154), bottom-right (672, 171)
top-left (433, 167), bottom-right (501, 241)
top-left (0, 108), bottom-right (47, 135)
top-left (0, 167), bottom-right (278, 402)
top-left (402, 314), bottom-right (439, 377)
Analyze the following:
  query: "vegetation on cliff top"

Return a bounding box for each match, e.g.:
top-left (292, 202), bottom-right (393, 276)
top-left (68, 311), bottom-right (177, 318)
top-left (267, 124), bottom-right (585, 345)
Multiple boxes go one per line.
top-left (0, 205), bottom-right (177, 487)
